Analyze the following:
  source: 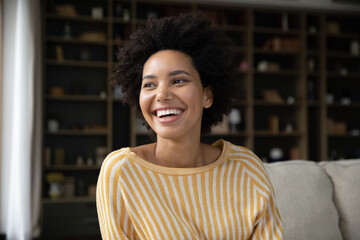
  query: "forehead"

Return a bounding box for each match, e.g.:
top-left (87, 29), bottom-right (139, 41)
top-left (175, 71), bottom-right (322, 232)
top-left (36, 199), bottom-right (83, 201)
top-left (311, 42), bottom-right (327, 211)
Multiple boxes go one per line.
top-left (143, 50), bottom-right (194, 73)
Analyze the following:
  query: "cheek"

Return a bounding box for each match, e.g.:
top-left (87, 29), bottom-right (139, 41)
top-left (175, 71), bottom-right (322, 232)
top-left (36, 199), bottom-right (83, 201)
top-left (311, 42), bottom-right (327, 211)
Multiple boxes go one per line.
top-left (182, 88), bottom-right (205, 108)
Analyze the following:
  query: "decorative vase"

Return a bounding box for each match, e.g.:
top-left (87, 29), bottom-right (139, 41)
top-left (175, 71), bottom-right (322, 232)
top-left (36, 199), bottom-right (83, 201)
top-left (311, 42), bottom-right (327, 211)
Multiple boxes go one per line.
top-left (49, 182), bottom-right (61, 199)
top-left (228, 108), bottom-right (241, 132)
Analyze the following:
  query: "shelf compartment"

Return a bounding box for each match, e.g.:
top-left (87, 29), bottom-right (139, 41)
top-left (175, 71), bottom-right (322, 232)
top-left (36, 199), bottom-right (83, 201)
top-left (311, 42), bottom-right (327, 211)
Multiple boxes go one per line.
top-left (326, 72), bottom-right (360, 78)
top-left (327, 51), bottom-right (360, 58)
top-left (46, 95), bottom-right (108, 102)
top-left (44, 135), bottom-right (107, 168)
top-left (45, 130), bottom-right (108, 136)
top-left (136, 2), bottom-right (192, 20)
top-left (45, 67), bottom-right (107, 97)
top-left (232, 100), bottom-right (248, 106)
top-left (46, 36), bottom-right (108, 45)
top-left (113, 22), bottom-right (132, 42)
top-left (254, 100), bottom-right (301, 107)
top-left (254, 48), bottom-right (300, 55)
top-left (226, 31), bottom-right (248, 48)
top-left (253, 136), bottom-right (302, 161)
top-left (253, 10), bottom-right (301, 32)
top-left (327, 102), bottom-right (360, 108)
top-left (328, 137), bottom-right (360, 160)
top-left (253, 27), bottom-right (300, 35)
top-left (45, 101), bottom-right (108, 131)
top-left (253, 70), bottom-right (300, 76)
top-left (307, 102), bottom-right (321, 107)
top-left (306, 50), bottom-right (321, 56)
top-left (46, 14), bottom-right (109, 23)
top-left (46, 59), bottom-right (108, 68)
top-left (328, 134), bottom-right (360, 138)
top-left (326, 32), bottom-right (360, 39)
top-left (112, 18), bottom-right (134, 24)
top-left (44, 165), bottom-right (101, 171)
top-left (42, 196), bottom-right (96, 203)
top-left (306, 71), bottom-right (321, 77)
top-left (204, 131), bottom-right (248, 137)
top-left (221, 25), bottom-right (248, 32)
top-left (47, 42), bottom-right (108, 63)
top-left (254, 130), bottom-right (302, 137)
top-left (306, 32), bottom-right (322, 38)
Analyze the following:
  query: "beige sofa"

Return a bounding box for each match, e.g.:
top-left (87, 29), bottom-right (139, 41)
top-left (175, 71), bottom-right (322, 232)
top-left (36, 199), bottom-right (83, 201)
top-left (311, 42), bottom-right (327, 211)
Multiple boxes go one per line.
top-left (264, 159), bottom-right (360, 240)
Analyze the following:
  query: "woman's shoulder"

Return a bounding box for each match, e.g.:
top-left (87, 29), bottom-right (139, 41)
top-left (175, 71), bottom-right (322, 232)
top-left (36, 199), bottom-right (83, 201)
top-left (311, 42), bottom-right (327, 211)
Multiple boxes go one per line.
top-left (100, 148), bottom-right (131, 172)
top-left (226, 141), bottom-right (272, 189)
top-left (212, 139), bottom-right (260, 164)
top-left (226, 141), bottom-right (258, 159)
top-left (226, 141), bottom-right (267, 171)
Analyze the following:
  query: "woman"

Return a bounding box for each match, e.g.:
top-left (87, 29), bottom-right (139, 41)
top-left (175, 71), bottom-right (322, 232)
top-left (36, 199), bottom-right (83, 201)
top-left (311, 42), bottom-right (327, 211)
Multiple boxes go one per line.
top-left (96, 13), bottom-right (283, 240)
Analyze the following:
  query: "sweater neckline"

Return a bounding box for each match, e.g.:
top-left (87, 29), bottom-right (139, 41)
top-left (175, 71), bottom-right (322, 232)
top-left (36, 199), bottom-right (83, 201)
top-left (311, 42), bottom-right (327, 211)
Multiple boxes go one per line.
top-left (123, 139), bottom-right (230, 175)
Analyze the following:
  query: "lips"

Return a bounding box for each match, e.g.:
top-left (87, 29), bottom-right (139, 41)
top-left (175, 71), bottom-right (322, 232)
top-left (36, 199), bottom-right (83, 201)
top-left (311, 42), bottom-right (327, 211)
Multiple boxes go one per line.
top-left (152, 108), bottom-right (184, 123)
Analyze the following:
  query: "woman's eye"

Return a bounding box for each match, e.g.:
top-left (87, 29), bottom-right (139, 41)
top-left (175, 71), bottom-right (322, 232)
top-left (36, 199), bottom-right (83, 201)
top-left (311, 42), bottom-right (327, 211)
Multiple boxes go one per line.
top-left (173, 78), bottom-right (187, 84)
top-left (143, 82), bottom-right (155, 88)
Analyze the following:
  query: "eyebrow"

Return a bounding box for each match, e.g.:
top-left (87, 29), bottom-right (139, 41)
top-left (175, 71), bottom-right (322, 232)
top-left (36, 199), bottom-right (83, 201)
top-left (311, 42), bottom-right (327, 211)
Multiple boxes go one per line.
top-left (142, 70), bottom-right (190, 80)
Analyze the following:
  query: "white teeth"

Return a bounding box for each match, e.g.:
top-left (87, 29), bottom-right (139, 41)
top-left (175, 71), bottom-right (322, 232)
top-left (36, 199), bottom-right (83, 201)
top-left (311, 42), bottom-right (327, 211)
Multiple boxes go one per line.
top-left (156, 109), bottom-right (183, 118)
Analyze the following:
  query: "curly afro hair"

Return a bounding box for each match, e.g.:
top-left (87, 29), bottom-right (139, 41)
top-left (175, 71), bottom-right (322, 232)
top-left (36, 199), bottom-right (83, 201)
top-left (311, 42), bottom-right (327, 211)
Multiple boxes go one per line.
top-left (113, 12), bottom-right (237, 134)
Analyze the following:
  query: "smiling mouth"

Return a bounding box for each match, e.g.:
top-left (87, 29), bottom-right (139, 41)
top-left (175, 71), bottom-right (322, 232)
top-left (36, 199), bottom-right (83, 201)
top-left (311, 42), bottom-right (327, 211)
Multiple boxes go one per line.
top-left (156, 109), bottom-right (183, 118)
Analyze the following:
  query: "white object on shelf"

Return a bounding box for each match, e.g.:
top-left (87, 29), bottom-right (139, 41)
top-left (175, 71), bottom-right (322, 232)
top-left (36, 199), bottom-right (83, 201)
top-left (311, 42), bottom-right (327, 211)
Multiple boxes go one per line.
top-left (99, 90), bottom-right (107, 99)
top-left (285, 123), bottom-right (294, 133)
top-left (350, 40), bottom-right (359, 56)
top-left (326, 93), bottom-right (334, 104)
top-left (270, 148), bottom-right (283, 162)
top-left (258, 61), bottom-right (268, 72)
top-left (123, 9), bottom-right (130, 21)
top-left (64, 22), bottom-right (71, 39)
top-left (282, 13), bottom-right (288, 31)
top-left (49, 182), bottom-right (62, 199)
top-left (76, 155), bottom-right (84, 166)
top-left (48, 119), bottom-right (59, 132)
top-left (287, 96), bottom-right (295, 104)
top-left (228, 108), bottom-right (241, 133)
top-left (92, 7), bottom-right (103, 19)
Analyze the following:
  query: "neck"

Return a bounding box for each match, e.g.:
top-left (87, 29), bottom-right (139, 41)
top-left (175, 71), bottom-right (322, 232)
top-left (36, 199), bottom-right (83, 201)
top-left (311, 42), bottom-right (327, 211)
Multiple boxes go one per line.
top-left (155, 133), bottom-right (205, 168)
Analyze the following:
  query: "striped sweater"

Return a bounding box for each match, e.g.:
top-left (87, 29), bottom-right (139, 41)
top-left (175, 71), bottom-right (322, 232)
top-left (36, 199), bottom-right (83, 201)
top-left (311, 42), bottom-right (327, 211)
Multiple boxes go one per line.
top-left (96, 140), bottom-right (283, 240)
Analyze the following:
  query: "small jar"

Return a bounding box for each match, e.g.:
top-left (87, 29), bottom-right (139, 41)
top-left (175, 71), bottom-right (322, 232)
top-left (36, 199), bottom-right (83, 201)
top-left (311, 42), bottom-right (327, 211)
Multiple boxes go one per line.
top-left (350, 40), bottom-right (359, 55)
top-left (48, 119), bottom-right (59, 132)
top-left (270, 148), bottom-right (283, 162)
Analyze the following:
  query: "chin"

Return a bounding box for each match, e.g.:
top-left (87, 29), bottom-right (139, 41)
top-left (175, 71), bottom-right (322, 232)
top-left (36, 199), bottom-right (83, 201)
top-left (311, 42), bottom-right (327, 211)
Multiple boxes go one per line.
top-left (155, 130), bottom-right (182, 140)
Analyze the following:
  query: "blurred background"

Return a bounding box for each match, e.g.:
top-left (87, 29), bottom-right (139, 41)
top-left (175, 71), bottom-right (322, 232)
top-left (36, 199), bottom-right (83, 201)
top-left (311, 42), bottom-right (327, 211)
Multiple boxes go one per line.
top-left (0, 0), bottom-right (360, 239)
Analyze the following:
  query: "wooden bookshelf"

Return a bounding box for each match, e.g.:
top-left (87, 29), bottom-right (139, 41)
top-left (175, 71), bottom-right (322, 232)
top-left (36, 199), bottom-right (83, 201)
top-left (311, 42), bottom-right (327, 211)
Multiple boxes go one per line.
top-left (41, 0), bottom-right (360, 237)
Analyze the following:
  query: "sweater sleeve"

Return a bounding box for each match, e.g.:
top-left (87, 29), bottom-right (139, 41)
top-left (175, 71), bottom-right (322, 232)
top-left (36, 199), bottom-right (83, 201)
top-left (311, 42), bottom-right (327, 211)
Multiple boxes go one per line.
top-left (96, 151), bottom-right (137, 240)
top-left (250, 185), bottom-right (283, 240)
top-left (248, 156), bottom-right (283, 240)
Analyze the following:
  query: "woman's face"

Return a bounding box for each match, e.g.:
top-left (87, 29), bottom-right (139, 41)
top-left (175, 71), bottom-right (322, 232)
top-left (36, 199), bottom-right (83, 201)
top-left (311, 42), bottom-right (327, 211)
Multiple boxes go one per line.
top-left (140, 50), bottom-right (213, 140)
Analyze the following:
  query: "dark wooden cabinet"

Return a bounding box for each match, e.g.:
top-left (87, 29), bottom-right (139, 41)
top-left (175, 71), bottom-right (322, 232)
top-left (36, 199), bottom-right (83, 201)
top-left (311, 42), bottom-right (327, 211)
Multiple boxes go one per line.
top-left (42, 201), bottom-right (100, 238)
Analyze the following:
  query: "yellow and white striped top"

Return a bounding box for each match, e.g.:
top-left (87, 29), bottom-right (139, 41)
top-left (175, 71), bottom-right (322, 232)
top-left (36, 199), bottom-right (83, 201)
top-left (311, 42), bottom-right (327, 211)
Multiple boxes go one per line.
top-left (96, 140), bottom-right (283, 240)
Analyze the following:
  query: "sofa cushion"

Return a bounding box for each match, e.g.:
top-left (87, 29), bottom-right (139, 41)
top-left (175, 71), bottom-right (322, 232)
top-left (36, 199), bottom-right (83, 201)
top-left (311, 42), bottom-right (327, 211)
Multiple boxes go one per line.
top-left (264, 160), bottom-right (343, 240)
top-left (323, 160), bottom-right (360, 240)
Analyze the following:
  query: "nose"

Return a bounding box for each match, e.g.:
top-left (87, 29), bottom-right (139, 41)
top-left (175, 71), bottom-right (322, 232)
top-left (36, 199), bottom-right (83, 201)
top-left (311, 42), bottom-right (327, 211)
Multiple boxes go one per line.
top-left (156, 83), bottom-right (173, 101)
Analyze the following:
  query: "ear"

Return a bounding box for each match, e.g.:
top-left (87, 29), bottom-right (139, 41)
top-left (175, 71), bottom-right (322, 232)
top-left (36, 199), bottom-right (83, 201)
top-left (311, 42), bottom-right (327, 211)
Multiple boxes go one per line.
top-left (203, 86), bottom-right (213, 109)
